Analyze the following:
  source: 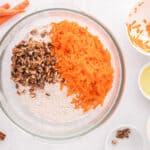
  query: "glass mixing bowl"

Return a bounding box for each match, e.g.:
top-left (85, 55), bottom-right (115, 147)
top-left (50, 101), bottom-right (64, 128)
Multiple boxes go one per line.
top-left (0, 8), bottom-right (125, 140)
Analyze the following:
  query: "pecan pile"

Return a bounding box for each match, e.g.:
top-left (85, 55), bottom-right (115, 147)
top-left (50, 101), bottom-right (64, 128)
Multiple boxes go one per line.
top-left (112, 128), bottom-right (131, 146)
top-left (116, 128), bottom-right (131, 139)
top-left (11, 39), bottom-right (59, 97)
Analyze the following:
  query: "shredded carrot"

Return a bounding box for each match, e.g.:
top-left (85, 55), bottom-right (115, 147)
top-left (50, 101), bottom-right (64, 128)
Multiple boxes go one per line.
top-left (143, 19), bottom-right (147, 24)
top-left (138, 1), bottom-right (144, 7)
top-left (146, 24), bottom-right (150, 37)
top-left (134, 7), bottom-right (137, 13)
top-left (0, 0), bottom-right (29, 25)
top-left (0, 3), bottom-right (10, 9)
top-left (51, 21), bottom-right (114, 112)
top-left (127, 21), bottom-right (150, 52)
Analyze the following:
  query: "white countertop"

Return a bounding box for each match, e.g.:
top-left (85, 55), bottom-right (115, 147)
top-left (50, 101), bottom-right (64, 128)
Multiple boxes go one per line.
top-left (1, 0), bottom-right (150, 149)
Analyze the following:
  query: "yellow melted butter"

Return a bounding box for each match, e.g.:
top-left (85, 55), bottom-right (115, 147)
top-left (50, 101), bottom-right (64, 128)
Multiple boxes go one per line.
top-left (140, 65), bottom-right (150, 96)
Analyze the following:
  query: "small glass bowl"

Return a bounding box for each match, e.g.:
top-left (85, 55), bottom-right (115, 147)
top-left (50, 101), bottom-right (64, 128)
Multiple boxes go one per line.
top-left (105, 125), bottom-right (144, 150)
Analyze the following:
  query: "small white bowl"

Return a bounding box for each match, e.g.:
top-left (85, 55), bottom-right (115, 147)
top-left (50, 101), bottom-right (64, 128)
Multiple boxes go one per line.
top-left (125, 23), bottom-right (150, 56)
top-left (138, 63), bottom-right (150, 100)
top-left (105, 125), bottom-right (144, 150)
top-left (126, 0), bottom-right (150, 56)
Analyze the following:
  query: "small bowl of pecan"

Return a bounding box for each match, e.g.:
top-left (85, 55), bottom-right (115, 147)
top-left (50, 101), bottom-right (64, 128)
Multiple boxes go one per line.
top-left (105, 125), bottom-right (144, 150)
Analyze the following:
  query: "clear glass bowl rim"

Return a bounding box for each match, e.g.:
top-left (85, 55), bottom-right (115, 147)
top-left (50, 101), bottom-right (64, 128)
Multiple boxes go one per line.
top-left (0, 8), bottom-right (125, 141)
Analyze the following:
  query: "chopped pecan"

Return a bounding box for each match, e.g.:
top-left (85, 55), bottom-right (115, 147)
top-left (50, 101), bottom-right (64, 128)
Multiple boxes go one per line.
top-left (11, 39), bottom-right (59, 97)
top-left (0, 131), bottom-right (6, 141)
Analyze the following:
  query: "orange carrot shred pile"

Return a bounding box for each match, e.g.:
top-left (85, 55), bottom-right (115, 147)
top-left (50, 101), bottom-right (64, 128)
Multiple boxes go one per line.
top-left (51, 21), bottom-right (114, 112)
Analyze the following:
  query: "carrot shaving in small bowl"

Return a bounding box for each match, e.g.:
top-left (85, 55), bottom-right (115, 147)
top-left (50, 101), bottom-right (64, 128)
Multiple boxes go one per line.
top-left (51, 21), bottom-right (114, 112)
top-left (146, 24), bottom-right (150, 37)
top-left (127, 21), bottom-right (150, 52)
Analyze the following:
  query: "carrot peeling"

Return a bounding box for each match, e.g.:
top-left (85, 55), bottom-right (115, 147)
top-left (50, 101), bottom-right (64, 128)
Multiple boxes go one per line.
top-left (0, 3), bottom-right (10, 9)
top-left (13, 0), bottom-right (29, 10)
top-left (0, 8), bottom-right (25, 16)
top-left (51, 21), bottom-right (114, 112)
top-left (0, 0), bottom-right (29, 25)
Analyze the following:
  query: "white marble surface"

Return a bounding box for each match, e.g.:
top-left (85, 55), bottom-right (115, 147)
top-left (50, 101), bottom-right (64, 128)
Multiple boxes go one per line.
top-left (0, 0), bottom-right (150, 149)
